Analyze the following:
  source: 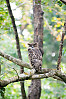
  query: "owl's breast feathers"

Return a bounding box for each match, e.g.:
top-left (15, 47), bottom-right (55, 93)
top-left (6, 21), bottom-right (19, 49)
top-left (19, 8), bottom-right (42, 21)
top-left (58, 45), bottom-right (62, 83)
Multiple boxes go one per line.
top-left (28, 48), bottom-right (42, 72)
top-left (28, 48), bottom-right (42, 59)
top-left (28, 44), bottom-right (42, 72)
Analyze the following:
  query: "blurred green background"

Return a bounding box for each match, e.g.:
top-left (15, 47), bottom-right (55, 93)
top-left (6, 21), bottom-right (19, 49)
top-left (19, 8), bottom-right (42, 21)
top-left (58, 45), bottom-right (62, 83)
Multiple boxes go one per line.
top-left (0, 0), bottom-right (66, 99)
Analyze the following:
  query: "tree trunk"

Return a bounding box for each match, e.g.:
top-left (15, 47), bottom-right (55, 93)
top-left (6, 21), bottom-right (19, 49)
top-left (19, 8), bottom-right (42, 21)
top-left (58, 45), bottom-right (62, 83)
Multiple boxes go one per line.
top-left (28, 0), bottom-right (44, 99)
top-left (0, 62), bottom-right (5, 98)
top-left (6, 0), bottom-right (27, 99)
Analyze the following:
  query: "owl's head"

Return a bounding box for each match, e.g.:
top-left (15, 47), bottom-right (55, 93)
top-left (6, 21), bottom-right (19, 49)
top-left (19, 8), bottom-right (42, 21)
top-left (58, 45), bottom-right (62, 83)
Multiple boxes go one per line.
top-left (28, 42), bottom-right (38, 48)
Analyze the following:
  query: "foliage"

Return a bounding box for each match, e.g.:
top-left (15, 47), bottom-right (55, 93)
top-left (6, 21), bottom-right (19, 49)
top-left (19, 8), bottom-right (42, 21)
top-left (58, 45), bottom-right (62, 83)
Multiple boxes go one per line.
top-left (41, 78), bottom-right (66, 99)
top-left (0, 0), bottom-right (66, 99)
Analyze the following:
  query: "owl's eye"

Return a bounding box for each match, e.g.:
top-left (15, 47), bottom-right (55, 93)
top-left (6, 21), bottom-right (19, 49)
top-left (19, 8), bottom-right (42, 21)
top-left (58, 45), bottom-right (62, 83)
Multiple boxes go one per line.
top-left (32, 45), bottom-right (34, 48)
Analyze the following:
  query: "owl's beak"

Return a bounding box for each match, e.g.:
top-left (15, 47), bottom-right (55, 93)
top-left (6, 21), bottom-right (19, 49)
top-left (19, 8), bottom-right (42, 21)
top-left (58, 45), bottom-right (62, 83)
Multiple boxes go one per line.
top-left (32, 46), bottom-right (34, 48)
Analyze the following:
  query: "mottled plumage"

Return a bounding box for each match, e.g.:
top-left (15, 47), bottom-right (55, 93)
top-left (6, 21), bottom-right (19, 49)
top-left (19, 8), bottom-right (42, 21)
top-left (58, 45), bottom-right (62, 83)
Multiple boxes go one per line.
top-left (28, 42), bottom-right (42, 72)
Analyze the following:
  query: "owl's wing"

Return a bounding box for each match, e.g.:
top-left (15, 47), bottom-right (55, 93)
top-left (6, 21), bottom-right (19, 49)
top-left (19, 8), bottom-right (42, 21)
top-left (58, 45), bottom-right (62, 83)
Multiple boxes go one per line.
top-left (32, 48), bottom-right (42, 61)
top-left (28, 47), bottom-right (42, 72)
top-left (31, 59), bottom-right (42, 72)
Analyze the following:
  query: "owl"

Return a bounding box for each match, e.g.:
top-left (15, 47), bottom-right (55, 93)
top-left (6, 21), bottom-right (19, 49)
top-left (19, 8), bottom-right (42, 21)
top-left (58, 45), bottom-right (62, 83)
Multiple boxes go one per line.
top-left (28, 42), bottom-right (42, 72)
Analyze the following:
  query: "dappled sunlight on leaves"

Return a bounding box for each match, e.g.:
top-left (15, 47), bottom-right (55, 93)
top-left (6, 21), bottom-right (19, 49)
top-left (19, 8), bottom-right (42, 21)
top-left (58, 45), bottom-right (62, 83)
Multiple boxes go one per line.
top-left (56, 35), bottom-right (61, 41)
top-left (0, 0), bottom-right (66, 99)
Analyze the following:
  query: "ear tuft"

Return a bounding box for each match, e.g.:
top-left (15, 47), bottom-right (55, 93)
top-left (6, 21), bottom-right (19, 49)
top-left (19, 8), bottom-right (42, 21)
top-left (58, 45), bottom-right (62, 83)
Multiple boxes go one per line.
top-left (28, 43), bottom-right (31, 46)
top-left (34, 42), bottom-right (38, 45)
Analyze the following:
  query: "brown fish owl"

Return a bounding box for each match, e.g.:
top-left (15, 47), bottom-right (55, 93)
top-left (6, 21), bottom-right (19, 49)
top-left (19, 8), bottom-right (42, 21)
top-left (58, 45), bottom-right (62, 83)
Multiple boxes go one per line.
top-left (28, 42), bottom-right (42, 72)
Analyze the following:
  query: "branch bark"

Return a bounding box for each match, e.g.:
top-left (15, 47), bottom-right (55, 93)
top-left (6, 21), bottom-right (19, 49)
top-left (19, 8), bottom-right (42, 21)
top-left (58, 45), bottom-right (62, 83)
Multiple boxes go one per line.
top-left (0, 50), bottom-right (32, 69)
top-left (57, 33), bottom-right (65, 70)
top-left (33, 0), bottom-right (44, 55)
top-left (57, 21), bottom-right (66, 70)
top-left (28, 0), bottom-right (44, 99)
top-left (0, 70), bottom-right (66, 88)
top-left (0, 50), bottom-right (66, 83)
top-left (60, 0), bottom-right (66, 5)
top-left (6, 0), bottom-right (27, 99)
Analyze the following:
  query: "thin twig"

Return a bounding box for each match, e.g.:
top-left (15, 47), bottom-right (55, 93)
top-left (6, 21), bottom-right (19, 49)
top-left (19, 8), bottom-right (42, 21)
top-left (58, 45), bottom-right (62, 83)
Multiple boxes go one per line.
top-left (12, 68), bottom-right (19, 79)
top-left (57, 21), bottom-right (66, 70)
top-left (13, 2), bottom-right (26, 10)
top-left (57, 32), bottom-right (65, 70)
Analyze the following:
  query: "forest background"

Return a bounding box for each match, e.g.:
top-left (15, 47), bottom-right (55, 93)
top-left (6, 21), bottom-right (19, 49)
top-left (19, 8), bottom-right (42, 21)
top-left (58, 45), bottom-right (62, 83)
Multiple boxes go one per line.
top-left (0, 0), bottom-right (66, 99)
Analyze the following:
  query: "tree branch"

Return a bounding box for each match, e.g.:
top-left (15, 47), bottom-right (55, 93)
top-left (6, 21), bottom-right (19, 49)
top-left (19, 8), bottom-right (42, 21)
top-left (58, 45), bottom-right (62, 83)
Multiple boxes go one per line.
top-left (0, 50), bottom-right (32, 69)
top-left (0, 50), bottom-right (66, 81)
top-left (13, 2), bottom-right (26, 10)
top-left (57, 21), bottom-right (66, 70)
top-left (20, 23), bottom-right (29, 37)
top-left (6, 0), bottom-right (21, 58)
top-left (55, 71), bottom-right (66, 83)
top-left (44, 17), bottom-right (54, 33)
top-left (6, 0), bottom-right (27, 98)
top-left (57, 33), bottom-right (65, 70)
top-left (60, 0), bottom-right (66, 5)
top-left (0, 70), bottom-right (66, 88)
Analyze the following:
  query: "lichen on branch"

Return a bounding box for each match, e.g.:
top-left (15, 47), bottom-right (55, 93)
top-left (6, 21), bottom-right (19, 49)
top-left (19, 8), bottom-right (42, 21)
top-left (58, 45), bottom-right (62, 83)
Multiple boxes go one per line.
top-left (0, 69), bottom-right (66, 88)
